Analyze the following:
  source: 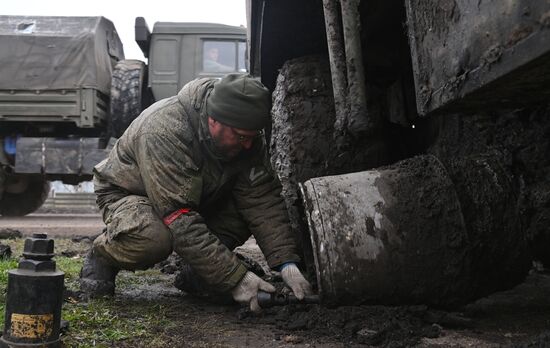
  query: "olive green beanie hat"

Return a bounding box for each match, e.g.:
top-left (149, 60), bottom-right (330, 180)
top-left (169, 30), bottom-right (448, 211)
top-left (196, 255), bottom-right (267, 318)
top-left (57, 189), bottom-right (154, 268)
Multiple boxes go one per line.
top-left (206, 73), bottom-right (271, 130)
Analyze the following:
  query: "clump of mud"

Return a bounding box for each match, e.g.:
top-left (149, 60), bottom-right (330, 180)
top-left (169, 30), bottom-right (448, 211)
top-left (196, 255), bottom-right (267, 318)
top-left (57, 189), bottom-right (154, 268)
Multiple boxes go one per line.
top-left (0, 228), bottom-right (22, 240)
top-left (248, 304), bottom-right (444, 347)
top-left (513, 331), bottom-right (550, 348)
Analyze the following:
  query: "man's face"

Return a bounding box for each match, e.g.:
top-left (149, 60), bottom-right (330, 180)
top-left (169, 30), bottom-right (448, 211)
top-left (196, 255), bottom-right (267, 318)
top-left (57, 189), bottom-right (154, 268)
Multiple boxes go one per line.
top-left (207, 48), bottom-right (219, 61)
top-left (208, 117), bottom-right (262, 159)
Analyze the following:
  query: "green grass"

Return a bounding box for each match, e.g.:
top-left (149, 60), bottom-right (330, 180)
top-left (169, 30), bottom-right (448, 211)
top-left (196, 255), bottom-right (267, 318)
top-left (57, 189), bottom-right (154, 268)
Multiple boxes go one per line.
top-left (0, 238), bottom-right (174, 347)
top-left (0, 257), bottom-right (19, 326)
top-left (62, 300), bottom-right (149, 346)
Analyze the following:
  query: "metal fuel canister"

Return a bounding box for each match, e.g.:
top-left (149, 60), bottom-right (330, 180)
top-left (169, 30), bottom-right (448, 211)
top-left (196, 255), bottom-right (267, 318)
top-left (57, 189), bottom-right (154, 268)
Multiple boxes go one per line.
top-left (1, 233), bottom-right (64, 348)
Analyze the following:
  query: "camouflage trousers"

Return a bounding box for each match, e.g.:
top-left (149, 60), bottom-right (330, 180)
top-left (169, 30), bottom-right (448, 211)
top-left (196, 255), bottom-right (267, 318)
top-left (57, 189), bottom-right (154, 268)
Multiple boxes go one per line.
top-left (93, 181), bottom-right (251, 271)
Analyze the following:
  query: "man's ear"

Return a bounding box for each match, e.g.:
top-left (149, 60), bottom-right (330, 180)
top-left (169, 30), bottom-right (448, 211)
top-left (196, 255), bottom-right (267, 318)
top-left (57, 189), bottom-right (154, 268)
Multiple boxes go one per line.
top-left (207, 116), bottom-right (215, 126)
top-left (207, 116), bottom-right (220, 136)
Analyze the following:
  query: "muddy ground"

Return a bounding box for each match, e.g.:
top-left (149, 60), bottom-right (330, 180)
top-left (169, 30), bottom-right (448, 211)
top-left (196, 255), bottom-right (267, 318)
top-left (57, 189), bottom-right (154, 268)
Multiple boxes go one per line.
top-left (15, 229), bottom-right (547, 348)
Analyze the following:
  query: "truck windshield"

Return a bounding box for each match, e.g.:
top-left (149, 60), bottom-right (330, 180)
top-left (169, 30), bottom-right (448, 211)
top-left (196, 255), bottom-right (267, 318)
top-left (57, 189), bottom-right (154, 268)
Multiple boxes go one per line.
top-left (202, 40), bottom-right (246, 73)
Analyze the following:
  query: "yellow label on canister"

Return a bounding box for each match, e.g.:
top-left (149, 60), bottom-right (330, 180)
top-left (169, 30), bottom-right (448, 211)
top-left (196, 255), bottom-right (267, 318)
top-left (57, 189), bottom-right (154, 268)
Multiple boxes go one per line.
top-left (10, 313), bottom-right (54, 338)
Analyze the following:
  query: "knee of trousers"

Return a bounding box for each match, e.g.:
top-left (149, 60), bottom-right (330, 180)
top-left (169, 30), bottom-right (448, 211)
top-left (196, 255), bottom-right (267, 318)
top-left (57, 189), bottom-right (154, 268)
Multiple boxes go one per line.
top-left (138, 221), bottom-right (174, 266)
top-left (94, 219), bottom-right (173, 271)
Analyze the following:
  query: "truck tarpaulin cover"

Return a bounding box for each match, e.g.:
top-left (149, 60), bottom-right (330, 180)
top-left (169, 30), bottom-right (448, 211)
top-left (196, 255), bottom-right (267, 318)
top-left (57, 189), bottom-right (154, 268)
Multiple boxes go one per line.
top-left (0, 16), bottom-right (124, 95)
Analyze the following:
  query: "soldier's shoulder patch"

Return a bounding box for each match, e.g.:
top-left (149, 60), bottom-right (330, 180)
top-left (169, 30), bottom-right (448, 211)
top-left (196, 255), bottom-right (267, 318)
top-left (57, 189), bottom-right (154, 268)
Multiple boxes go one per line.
top-left (246, 165), bottom-right (272, 186)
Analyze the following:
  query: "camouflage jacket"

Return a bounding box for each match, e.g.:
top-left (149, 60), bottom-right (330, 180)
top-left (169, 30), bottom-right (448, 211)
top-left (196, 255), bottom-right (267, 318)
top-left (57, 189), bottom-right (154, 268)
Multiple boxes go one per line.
top-left (94, 78), bottom-right (300, 291)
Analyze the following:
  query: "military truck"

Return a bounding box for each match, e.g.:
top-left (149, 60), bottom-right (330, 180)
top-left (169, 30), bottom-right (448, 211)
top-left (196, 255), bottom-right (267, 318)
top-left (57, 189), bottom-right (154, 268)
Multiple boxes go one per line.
top-left (0, 15), bottom-right (246, 216)
top-left (246, 0), bottom-right (550, 307)
top-left (111, 17), bottom-right (247, 137)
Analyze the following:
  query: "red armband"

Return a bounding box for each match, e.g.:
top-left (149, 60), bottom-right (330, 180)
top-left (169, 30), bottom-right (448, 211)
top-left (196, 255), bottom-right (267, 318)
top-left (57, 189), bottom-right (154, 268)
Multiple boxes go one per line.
top-left (163, 208), bottom-right (191, 225)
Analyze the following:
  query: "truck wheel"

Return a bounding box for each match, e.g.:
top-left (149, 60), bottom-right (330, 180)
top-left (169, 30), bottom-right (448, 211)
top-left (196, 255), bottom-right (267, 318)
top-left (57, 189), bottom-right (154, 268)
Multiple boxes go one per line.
top-left (270, 55), bottom-right (336, 261)
top-left (0, 176), bottom-right (50, 216)
top-left (109, 59), bottom-right (153, 138)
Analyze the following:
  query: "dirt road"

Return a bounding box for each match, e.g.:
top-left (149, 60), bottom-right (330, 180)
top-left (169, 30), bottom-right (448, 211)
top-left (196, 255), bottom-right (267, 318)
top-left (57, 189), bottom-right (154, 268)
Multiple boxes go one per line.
top-left (0, 213), bottom-right (104, 237)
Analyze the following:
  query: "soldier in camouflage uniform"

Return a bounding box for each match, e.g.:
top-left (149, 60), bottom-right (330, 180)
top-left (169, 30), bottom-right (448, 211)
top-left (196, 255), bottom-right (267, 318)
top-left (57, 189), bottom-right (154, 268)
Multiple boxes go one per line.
top-left (80, 74), bottom-right (312, 312)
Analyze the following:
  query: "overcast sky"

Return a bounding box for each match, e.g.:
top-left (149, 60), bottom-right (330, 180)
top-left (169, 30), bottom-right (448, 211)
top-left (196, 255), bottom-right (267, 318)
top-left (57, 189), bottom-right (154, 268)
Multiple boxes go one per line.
top-left (2, 0), bottom-right (247, 60)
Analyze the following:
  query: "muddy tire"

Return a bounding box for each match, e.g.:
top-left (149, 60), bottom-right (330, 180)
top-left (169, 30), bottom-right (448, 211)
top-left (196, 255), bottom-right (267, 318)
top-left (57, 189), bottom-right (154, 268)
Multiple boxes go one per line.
top-left (109, 59), bottom-right (153, 138)
top-left (270, 55), bottom-right (338, 193)
top-left (270, 55), bottom-right (336, 260)
top-left (0, 176), bottom-right (50, 216)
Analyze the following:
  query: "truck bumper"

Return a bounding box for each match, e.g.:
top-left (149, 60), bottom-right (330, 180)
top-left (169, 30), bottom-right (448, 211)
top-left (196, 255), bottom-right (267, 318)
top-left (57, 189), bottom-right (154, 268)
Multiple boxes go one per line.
top-left (14, 137), bottom-right (110, 175)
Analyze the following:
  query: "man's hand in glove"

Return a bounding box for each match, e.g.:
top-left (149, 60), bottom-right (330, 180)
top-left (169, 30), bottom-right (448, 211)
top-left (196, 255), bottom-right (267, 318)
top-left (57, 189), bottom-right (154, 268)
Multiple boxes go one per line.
top-left (231, 271), bottom-right (275, 312)
top-left (280, 263), bottom-right (313, 300)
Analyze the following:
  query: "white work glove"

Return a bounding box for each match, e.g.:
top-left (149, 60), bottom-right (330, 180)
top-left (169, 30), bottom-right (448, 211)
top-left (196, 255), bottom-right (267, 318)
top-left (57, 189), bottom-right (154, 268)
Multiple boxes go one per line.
top-left (281, 263), bottom-right (313, 300)
top-left (231, 271), bottom-right (276, 312)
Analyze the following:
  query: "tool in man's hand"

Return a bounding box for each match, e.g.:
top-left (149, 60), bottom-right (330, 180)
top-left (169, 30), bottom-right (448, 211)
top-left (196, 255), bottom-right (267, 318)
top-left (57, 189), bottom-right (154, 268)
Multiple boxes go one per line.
top-left (257, 290), bottom-right (320, 308)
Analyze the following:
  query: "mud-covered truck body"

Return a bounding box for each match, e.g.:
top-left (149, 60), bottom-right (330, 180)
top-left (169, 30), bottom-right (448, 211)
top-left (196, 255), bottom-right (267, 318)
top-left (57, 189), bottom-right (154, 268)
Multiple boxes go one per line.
top-left (247, 0), bottom-right (550, 306)
top-left (0, 16), bottom-right (246, 216)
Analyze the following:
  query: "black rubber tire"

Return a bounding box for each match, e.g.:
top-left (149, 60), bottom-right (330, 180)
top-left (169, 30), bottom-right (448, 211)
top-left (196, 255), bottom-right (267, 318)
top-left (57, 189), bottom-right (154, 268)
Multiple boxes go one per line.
top-left (270, 55), bottom-right (391, 226)
top-left (0, 177), bottom-right (50, 216)
top-left (109, 59), bottom-right (153, 138)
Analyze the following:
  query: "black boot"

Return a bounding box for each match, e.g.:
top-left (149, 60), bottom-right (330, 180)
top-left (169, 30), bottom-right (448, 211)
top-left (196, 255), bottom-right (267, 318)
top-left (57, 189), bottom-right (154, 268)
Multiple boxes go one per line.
top-left (174, 264), bottom-right (233, 304)
top-left (79, 249), bottom-right (119, 299)
top-left (174, 263), bottom-right (209, 296)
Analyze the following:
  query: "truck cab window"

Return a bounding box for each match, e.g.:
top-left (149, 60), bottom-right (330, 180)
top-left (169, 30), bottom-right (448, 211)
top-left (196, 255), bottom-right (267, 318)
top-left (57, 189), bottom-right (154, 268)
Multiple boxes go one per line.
top-left (203, 41), bottom-right (238, 73)
top-left (238, 41), bottom-right (246, 72)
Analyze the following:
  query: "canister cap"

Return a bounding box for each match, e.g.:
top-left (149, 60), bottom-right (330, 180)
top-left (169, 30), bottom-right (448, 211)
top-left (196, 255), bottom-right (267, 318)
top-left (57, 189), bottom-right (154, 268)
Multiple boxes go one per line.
top-left (19, 233), bottom-right (56, 272)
